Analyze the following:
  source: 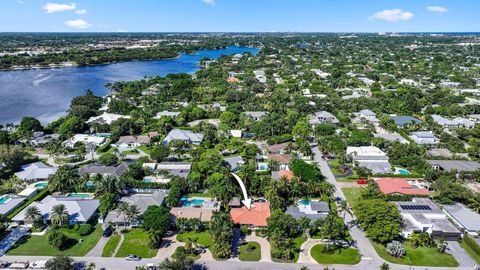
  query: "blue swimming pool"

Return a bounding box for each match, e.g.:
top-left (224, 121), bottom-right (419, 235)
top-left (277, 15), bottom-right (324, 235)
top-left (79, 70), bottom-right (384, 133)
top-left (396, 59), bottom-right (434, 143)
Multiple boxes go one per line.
top-left (399, 169), bottom-right (410, 175)
top-left (34, 182), bottom-right (48, 189)
top-left (181, 197), bottom-right (205, 207)
top-left (0, 195), bottom-right (13, 205)
top-left (299, 199), bottom-right (311, 206)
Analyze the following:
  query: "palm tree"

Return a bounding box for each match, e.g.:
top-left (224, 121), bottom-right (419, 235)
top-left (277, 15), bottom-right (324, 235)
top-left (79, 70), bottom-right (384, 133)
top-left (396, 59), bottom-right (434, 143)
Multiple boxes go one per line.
top-left (50, 204), bottom-right (69, 227)
top-left (117, 202), bottom-right (130, 229)
top-left (337, 200), bottom-right (353, 220)
top-left (125, 205), bottom-right (140, 227)
top-left (25, 205), bottom-right (42, 224)
top-left (185, 236), bottom-right (198, 254)
top-left (468, 194), bottom-right (480, 213)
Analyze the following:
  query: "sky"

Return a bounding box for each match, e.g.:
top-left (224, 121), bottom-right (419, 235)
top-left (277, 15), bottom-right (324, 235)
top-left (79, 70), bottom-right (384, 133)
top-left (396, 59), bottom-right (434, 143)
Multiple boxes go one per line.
top-left (0, 0), bottom-right (479, 32)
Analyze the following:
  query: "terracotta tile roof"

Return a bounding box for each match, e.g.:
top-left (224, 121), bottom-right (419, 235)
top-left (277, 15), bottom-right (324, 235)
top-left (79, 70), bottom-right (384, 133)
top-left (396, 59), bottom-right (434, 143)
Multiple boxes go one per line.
top-left (230, 202), bottom-right (271, 227)
top-left (376, 178), bottom-right (430, 196)
top-left (267, 154), bottom-right (290, 164)
top-left (266, 142), bottom-right (290, 153)
top-left (279, 170), bottom-right (294, 180)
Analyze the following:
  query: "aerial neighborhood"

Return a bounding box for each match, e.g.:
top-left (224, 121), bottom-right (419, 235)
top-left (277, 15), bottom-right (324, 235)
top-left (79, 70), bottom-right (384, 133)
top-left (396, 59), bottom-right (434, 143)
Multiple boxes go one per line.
top-left (1, 31), bottom-right (480, 270)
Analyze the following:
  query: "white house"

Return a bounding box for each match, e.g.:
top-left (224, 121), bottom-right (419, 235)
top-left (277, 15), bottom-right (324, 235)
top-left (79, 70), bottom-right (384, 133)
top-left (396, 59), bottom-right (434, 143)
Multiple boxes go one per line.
top-left (409, 131), bottom-right (440, 147)
top-left (14, 162), bottom-right (57, 183)
top-left (86, 112), bottom-right (130, 125)
top-left (64, 134), bottom-right (106, 148)
top-left (162, 129), bottom-right (204, 145)
top-left (346, 146), bottom-right (392, 174)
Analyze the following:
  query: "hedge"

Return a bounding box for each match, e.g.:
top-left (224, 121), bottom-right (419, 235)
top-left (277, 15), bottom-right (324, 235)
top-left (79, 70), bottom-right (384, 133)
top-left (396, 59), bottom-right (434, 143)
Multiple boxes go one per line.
top-left (463, 234), bottom-right (480, 257)
top-left (267, 134), bottom-right (293, 145)
top-left (7, 188), bottom-right (50, 220)
top-left (96, 139), bottom-right (112, 154)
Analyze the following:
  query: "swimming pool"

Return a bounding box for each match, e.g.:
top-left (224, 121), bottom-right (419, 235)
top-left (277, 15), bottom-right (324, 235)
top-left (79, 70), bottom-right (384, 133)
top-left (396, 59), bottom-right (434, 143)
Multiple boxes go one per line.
top-left (65, 193), bottom-right (94, 199)
top-left (0, 195), bottom-right (13, 205)
top-left (181, 197), bottom-right (205, 207)
top-left (299, 199), bottom-right (311, 206)
top-left (95, 133), bottom-right (111, 137)
top-left (398, 169), bottom-right (410, 175)
top-left (34, 182), bottom-right (48, 189)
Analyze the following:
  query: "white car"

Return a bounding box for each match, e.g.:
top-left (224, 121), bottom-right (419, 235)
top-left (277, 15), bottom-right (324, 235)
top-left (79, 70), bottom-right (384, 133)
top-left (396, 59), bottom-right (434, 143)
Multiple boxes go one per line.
top-left (29, 261), bottom-right (47, 269)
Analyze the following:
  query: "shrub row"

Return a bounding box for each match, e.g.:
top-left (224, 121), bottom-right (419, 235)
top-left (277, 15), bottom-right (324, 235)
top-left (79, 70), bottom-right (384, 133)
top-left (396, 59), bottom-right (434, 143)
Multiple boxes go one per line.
top-left (463, 234), bottom-right (480, 256)
top-left (267, 134), bottom-right (293, 145)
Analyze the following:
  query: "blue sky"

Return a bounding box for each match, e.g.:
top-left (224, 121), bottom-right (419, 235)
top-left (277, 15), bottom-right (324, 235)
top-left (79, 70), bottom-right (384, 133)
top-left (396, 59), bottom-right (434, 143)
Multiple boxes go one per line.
top-left (0, 0), bottom-right (479, 32)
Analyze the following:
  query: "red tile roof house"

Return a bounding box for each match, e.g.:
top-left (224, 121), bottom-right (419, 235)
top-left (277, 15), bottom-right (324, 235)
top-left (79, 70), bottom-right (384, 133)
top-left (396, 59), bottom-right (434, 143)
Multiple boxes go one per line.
top-left (230, 202), bottom-right (271, 229)
top-left (375, 178), bottom-right (430, 196)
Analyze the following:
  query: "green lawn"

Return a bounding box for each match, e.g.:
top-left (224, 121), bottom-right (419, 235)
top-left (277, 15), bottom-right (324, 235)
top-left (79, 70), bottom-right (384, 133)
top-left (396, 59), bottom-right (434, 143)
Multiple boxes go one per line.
top-left (310, 244), bottom-right (361, 265)
top-left (121, 149), bottom-right (139, 155)
top-left (294, 236), bottom-right (307, 262)
top-left (341, 187), bottom-right (363, 207)
top-left (460, 240), bottom-right (480, 264)
top-left (7, 224), bottom-right (103, 256)
top-left (239, 242), bottom-right (261, 261)
top-left (102, 234), bottom-right (121, 257)
top-left (115, 229), bottom-right (157, 258)
top-left (176, 231), bottom-right (214, 248)
top-left (372, 241), bottom-right (458, 267)
top-left (137, 146), bottom-right (151, 154)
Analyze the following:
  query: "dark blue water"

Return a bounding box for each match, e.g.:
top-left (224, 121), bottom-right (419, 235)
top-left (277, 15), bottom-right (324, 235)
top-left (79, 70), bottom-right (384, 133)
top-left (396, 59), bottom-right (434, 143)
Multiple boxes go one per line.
top-left (0, 46), bottom-right (259, 124)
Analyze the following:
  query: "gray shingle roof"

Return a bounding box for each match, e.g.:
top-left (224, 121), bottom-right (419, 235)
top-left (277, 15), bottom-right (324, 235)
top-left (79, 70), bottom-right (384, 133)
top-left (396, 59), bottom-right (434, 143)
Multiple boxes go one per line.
top-left (427, 160), bottom-right (480, 172)
top-left (390, 116), bottom-right (423, 127)
top-left (14, 162), bottom-right (57, 182)
top-left (443, 203), bottom-right (480, 232)
top-left (162, 129), bottom-right (204, 145)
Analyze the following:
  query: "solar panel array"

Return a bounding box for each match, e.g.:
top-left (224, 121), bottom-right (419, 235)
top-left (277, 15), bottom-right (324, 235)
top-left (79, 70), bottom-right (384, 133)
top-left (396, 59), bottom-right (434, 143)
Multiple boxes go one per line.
top-left (400, 205), bottom-right (432, 211)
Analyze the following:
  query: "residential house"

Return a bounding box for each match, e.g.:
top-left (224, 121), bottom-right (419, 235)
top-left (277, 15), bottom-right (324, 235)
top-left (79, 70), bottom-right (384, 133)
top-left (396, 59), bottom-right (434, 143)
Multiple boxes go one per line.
top-left (154, 111), bottom-right (180, 119)
top-left (394, 198), bottom-right (461, 240)
top-left (64, 134), bottom-right (106, 148)
top-left (375, 178), bottom-right (430, 196)
top-left (427, 160), bottom-right (480, 173)
top-left (24, 132), bottom-right (60, 147)
top-left (224, 156), bottom-right (244, 172)
top-left (352, 110), bottom-right (380, 125)
top-left (346, 146), bottom-right (392, 174)
top-left (231, 202), bottom-right (271, 228)
top-left (14, 162), bottom-right (57, 183)
top-left (143, 162), bottom-right (192, 183)
top-left (78, 162), bottom-right (129, 178)
top-left (115, 132), bottom-right (158, 147)
top-left (431, 115), bottom-right (475, 129)
top-left (244, 111), bottom-right (268, 121)
top-left (443, 203), bottom-right (480, 237)
top-left (389, 115), bottom-right (423, 128)
top-left (267, 154), bottom-right (290, 170)
top-left (266, 142), bottom-right (291, 154)
top-left (13, 195), bottom-right (100, 226)
top-left (286, 200), bottom-right (330, 224)
top-left (271, 170), bottom-right (294, 181)
top-left (170, 197), bottom-right (220, 222)
top-left (427, 148), bottom-right (454, 158)
top-left (104, 190), bottom-right (167, 227)
top-left (162, 129), bottom-right (204, 145)
top-left (86, 112), bottom-right (130, 125)
top-left (309, 111), bottom-right (339, 126)
top-left (409, 132), bottom-right (440, 148)
top-left (373, 133), bottom-right (409, 144)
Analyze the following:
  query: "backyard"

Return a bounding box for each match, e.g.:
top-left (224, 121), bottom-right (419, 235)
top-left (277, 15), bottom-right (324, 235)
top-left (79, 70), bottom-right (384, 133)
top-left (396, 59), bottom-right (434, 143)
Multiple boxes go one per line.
top-left (239, 241), bottom-right (261, 261)
top-left (7, 224), bottom-right (103, 256)
top-left (310, 244), bottom-right (361, 265)
top-left (372, 241), bottom-right (459, 267)
top-left (115, 229), bottom-right (157, 258)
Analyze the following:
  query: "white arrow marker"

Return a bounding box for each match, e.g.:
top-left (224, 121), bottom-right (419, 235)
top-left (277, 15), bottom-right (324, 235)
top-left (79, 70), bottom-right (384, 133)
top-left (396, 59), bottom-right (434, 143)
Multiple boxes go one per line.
top-left (231, 173), bottom-right (252, 210)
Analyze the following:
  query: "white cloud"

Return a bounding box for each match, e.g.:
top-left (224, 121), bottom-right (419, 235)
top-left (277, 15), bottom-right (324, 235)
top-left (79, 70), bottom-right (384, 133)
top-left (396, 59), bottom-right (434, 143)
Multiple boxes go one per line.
top-left (75, 9), bottom-right (87, 15)
top-left (201, 0), bottom-right (215, 6)
top-left (427, 6), bottom-right (448, 13)
top-left (368, 9), bottom-right (414, 22)
top-left (64, 19), bottom-right (91, 29)
top-left (43, 2), bottom-right (76, 13)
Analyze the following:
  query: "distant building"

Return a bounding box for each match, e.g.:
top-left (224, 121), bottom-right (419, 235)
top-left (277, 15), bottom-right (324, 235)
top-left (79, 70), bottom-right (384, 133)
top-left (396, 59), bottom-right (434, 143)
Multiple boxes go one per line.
top-left (267, 142), bottom-right (291, 154)
top-left (373, 133), bottom-right (409, 144)
top-left (309, 111), bottom-right (339, 126)
top-left (244, 111), bottom-right (268, 121)
top-left (24, 132), bottom-right (59, 147)
top-left (394, 198), bottom-right (461, 240)
top-left (78, 162), bottom-right (129, 178)
top-left (14, 162), bottom-right (57, 183)
top-left (86, 112), bottom-right (130, 125)
top-left (115, 132), bottom-right (158, 147)
top-left (224, 156), bottom-right (244, 172)
top-left (162, 129), bottom-right (204, 145)
top-left (409, 132), bottom-right (439, 147)
top-left (352, 110), bottom-right (380, 125)
top-left (346, 146), bottom-right (392, 174)
top-left (143, 162), bottom-right (192, 183)
top-left (389, 115), bottom-right (423, 128)
top-left (427, 160), bottom-right (480, 173)
top-left (431, 115), bottom-right (475, 129)
top-left (64, 134), bottom-right (106, 148)
top-left (154, 111), bottom-right (180, 119)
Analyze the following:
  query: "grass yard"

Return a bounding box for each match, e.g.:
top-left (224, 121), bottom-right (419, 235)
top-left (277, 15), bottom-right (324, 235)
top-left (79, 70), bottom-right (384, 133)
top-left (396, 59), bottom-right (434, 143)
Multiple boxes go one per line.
top-left (101, 234), bottom-right (121, 257)
top-left (115, 229), bottom-right (157, 258)
top-left (294, 236), bottom-right (307, 262)
top-left (460, 240), bottom-right (480, 264)
top-left (121, 149), bottom-right (139, 155)
top-left (137, 146), bottom-right (151, 154)
top-left (310, 244), bottom-right (361, 265)
top-left (176, 231), bottom-right (214, 248)
top-left (341, 187), bottom-right (363, 207)
top-left (372, 241), bottom-right (458, 267)
top-left (239, 242), bottom-right (261, 261)
top-left (7, 224), bottom-right (103, 256)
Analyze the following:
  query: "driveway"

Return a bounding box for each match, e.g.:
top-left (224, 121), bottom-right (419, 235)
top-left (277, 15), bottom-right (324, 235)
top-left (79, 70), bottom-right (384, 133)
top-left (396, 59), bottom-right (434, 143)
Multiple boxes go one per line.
top-left (86, 235), bottom-right (109, 257)
top-left (245, 234), bottom-right (271, 262)
top-left (446, 241), bottom-right (476, 268)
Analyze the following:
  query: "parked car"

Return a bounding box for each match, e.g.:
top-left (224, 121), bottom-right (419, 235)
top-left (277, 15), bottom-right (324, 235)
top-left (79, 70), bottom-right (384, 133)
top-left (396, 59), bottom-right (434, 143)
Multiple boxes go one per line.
top-left (0, 261), bottom-right (10, 268)
top-left (103, 225), bottom-right (113, 237)
top-left (29, 261), bottom-right (47, 269)
top-left (125, 254), bottom-right (141, 261)
top-left (145, 263), bottom-right (157, 270)
top-left (8, 262), bottom-right (29, 269)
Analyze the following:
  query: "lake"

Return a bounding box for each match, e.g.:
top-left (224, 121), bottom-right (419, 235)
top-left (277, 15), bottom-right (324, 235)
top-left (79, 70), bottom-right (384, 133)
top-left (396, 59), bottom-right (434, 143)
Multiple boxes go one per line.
top-left (0, 46), bottom-right (259, 124)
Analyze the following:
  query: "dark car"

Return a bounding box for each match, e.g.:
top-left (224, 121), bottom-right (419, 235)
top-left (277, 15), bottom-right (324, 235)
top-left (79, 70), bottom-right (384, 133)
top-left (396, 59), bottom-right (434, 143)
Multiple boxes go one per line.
top-left (125, 254), bottom-right (141, 261)
top-left (103, 226), bottom-right (113, 237)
